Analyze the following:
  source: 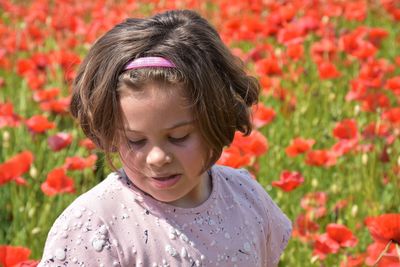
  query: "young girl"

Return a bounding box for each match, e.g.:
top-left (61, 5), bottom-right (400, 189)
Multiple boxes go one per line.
top-left (39, 9), bottom-right (291, 267)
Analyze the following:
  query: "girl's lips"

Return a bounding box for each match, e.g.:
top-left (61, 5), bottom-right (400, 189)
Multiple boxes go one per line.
top-left (150, 174), bottom-right (181, 189)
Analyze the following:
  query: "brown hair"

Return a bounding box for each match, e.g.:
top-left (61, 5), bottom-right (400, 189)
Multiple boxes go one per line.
top-left (70, 9), bottom-right (260, 170)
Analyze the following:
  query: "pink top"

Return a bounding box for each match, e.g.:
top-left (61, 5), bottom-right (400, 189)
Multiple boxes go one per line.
top-left (38, 165), bottom-right (292, 267)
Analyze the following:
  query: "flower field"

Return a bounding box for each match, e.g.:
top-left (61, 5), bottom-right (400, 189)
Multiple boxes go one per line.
top-left (1, 0), bottom-right (400, 266)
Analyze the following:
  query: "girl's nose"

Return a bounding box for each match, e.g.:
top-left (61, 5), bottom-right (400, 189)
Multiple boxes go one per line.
top-left (146, 146), bottom-right (171, 167)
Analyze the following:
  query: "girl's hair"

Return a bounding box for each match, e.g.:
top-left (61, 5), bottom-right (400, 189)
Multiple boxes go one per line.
top-left (70, 9), bottom-right (260, 170)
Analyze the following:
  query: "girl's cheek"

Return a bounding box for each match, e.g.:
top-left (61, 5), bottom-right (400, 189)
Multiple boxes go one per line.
top-left (119, 144), bottom-right (141, 162)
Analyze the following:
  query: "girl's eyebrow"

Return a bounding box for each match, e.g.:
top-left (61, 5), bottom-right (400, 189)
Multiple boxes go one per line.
top-left (125, 120), bottom-right (194, 133)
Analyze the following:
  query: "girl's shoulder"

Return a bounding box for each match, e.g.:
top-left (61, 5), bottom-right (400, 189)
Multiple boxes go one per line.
top-left (213, 164), bottom-right (292, 236)
top-left (38, 171), bottom-right (140, 266)
top-left (212, 164), bottom-right (269, 202)
top-left (213, 164), bottom-right (255, 179)
top-left (213, 165), bottom-right (292, 265)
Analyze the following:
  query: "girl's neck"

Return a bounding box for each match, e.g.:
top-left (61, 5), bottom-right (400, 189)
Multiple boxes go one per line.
top-left (168, 169), bottom-right (213, 209)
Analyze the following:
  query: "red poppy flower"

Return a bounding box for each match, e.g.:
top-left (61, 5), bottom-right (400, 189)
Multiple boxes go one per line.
top-left (255, 57), bottom-right (282, 76)
top-left (0, 49), bottom-right (10, 69)
top-left (292, 214), bottom-right (319, 242)
top-left (310, 39), bottom-right (337, 64)
top-left (365, 241), bottom-right (399, 267)
top-left (318, 61), bottom-right (341, 79)
top-left (63, 154), bottom-right (97, 171)
top-left (360, 93), bottom-right (391, 112)
top-left (277, 23), bottom-right (305, 46)
top-left (222, 14), bottom-right (267, 42)
top-left (285, 137), bottom-right (315, 157)
top-left (385, 76), bottom-right (400, 95)
top-left (47, 132), bottom-right (72, 151)
top-left (352, 40), bottom-right (378, 60)
top-left (52, 50), bottom-right (81, 82)
top-left (245, 44), bottom-right (274, 62)
top-left (259, 76), bottom-right (281, 94)
top-left (0, 151), bottom-right (33, 186)
top-left (41, 167), bottom-right (75, 196)
top-left (356, 143), bottom-right (375, 153)
top-left (25, 115), bottom-right (55, 133)
top-left (313, 224), bottom-right (358, 260)
top-left (217, 145), bottom-right (252, 169)
top-left (362, 122), bottom-right (391, 139)
top-left (39, 96), bottom-right (70, 114)
top-left (301, 192), bottom-right (328, 219)
top-left (0, 102), bottom-right (21, 128)
top-left (251, 103), bottom-right (276, 128)
top-left (272, 170), bottom-right (304, 192)
top-left (268, 3), bottom-right (296, 26)
top-left (339, 28), bottom-right (377, 60)
top-left (381, 0), bottom-right (400, 21)
top-left (31, 53), bottom-right (49, 70)
top-left (305, 149), bottom-right (337, 167)
top-left (17, 59), bottom-right (34, 76)
top-left (32, 88), bottom-right (60, 102)
top-left (286, 43), bottom-right (304, 61)
top-left (340, 254), bottom-right (365, 267)
top-left (313, 233), bottom-right (340, 260)
top-left (0, 245), bottom-right (31, 267)
top-left (79, 138), bottom-right (96, 151)
top-left (358, 58), bottom-right (394, 88)
top-left (346, 79), bottom-right (367, 102)
top-left (54, 50), bottom-right (81, 71)
top-left (333, 119), bottom-right (358, 140)
top-left (344, 1), bottom-right (367, 21)
top-left (331, 138), bottom-right (358, 157)
top-left (50, 9), bottom-right (79, 32)
top-left (382, 107), bottom-right (400, 124)
top-left (27, 24), bottom-right (45, 44)
top-left (365, 213), bottom-right (400, 244)
top-left (326, 223), bottom-right (358, 247)
top-left (231, 130), bottom-right (268, 157)
top-left (26, 72), bottom-right (46, 91)
top-left (367, 27), bottom-right (389, 47)
top-left (13, 260), bottom-right (39, 267)
top-left (320, 2), bottom-right (343, 17)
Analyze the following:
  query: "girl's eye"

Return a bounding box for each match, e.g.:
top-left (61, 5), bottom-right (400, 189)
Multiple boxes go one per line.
top-left (169, 134), bottom-right (189, 143)
top-left (128, 139), bottom-right (146, 146)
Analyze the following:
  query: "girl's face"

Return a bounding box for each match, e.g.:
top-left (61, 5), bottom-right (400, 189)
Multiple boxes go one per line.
top-left (118, 82), bottom-right (211, 208)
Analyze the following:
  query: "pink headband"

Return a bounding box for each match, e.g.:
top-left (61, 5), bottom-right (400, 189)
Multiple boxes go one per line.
top-left (124, 57), bottom-right (176, 70)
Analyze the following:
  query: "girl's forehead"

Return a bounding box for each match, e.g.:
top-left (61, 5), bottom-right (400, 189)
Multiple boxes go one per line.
top-left (119, 82), bottom-right (193, 119)
top-left (118, 80), bottom-right (196, 133)
top-left (119, 80), bottom-right (187, 99)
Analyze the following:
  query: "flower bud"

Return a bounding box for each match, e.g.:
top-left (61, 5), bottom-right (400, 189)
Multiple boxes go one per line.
top-left (351, 205), bottom-right (358, 217)
top-left (362, 154), bottom-right (368, 165)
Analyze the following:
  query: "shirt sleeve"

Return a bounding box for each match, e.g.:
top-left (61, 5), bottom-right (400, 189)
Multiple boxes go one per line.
top-left (37, 203), bottom-right (121, 267)
top-left (239, 168), bottom-right (292, 266)
top-left (263, 191), bottom-right (292, 266)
